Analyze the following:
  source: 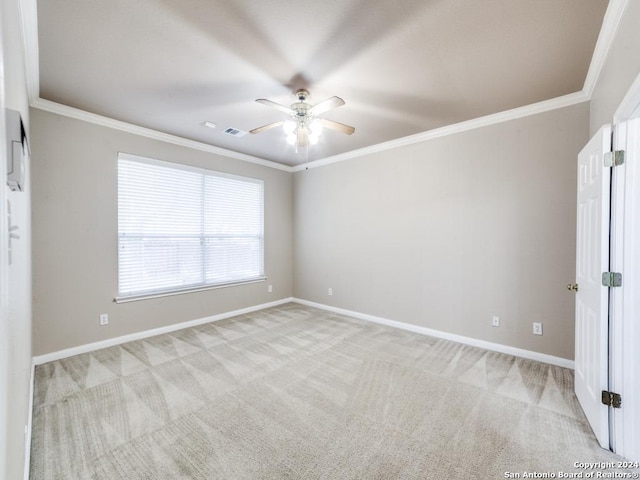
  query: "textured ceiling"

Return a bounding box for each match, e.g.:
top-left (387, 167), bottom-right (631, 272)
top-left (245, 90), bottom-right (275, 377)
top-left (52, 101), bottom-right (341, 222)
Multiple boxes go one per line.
top-left (37, 0), bottom-right (609, 166)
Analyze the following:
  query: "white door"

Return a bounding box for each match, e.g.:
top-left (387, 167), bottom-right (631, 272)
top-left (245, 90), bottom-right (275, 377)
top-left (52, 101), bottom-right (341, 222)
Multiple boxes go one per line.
top-left (574, 124), bottom-right (611, 449)
top-left (611, 111), bottom-right (640, 461)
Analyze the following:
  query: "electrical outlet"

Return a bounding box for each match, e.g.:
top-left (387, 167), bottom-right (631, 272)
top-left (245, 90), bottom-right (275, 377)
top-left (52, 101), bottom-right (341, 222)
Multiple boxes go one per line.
top-left (492, 315), bottom-right (500, 327)
top-left (533, 322), bottom-right (543, 335)
top-left (100, 313), bottom-right (109, 326)
top-left (268, 284), bottom-right (273, 293)
top-left (328, 287), bottom-right (333, 296)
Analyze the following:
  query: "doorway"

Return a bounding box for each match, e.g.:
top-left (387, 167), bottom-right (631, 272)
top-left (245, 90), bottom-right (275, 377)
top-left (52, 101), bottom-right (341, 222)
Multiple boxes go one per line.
top-left (575, 72), bottom-right (640, 462)
top-left (609, 73), bottom-right (640, 462)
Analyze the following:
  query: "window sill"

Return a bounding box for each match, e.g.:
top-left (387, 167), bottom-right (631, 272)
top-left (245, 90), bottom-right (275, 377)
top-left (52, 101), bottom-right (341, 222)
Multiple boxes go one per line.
top-left (114, 277), bottom-right (267, 303)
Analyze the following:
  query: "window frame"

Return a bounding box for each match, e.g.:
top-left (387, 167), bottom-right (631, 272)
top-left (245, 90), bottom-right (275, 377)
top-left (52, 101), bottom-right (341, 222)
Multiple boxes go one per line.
top-left (115, 152), bottom-right (265, 303)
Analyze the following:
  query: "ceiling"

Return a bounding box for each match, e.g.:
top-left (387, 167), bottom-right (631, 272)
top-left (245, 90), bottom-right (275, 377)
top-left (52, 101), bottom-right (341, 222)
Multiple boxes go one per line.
top-left (36, 0), bottom-right (609, 166)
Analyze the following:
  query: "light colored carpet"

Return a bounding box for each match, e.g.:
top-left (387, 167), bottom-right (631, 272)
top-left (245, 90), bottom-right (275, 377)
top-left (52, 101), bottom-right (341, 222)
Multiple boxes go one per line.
top-left (30, 303), bottom-right (635, 479)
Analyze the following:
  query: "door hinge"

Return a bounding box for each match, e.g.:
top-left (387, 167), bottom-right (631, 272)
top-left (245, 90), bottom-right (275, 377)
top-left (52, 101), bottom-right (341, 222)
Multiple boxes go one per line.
top-left (602, 272), bottom-right (622, 287)
top-left (604, 150), bottom-right (625, 167)
top-left (602, 390), bottom-right (622, 408)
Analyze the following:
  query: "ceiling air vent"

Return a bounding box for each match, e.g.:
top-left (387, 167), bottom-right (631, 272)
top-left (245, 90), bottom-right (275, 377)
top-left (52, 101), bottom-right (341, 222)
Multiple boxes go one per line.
top-left (223, 127), bottom-right (248, 138)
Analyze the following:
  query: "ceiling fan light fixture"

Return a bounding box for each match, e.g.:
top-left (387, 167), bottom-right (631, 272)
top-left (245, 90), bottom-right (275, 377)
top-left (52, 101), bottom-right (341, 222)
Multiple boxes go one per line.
top-left (252, 89), bottom-right (354, 149)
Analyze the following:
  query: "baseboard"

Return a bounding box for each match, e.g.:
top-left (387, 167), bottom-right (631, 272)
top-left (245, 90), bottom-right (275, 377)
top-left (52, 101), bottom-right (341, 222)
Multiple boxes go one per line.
top-left (32, 297), bottom-right (294, 365)
top-left (32, 296), bottom-right (574, 370)
top-left (24, 360), bottom-right (35, 480)
top-left (292, 298), bottom-right (575, 369)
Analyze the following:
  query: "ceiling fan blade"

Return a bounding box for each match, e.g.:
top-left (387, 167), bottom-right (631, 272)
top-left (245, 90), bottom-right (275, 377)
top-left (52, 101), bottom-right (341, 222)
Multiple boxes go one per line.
top-left (308, 96), bottom-right (345, 116)
top-left (255, 98), bottom-right (294, 116)
top-left (249, 121), bottom-right (284, 134)
top-left (319, 118), bottom-right (355, 135)
top-left (297, 128), bottom-right (309, 147)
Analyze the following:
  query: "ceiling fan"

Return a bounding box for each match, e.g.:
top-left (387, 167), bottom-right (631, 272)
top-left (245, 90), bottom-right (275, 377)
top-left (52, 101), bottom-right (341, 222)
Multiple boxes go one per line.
top-left (250, 89), bottom-right (355, 147)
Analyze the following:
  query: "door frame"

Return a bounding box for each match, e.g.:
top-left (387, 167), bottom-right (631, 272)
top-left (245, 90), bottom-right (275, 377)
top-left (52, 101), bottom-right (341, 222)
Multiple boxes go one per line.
top-left (609, 71), bottom-right (640, 461)
top-left (0, 6), bottom-right (10, 478)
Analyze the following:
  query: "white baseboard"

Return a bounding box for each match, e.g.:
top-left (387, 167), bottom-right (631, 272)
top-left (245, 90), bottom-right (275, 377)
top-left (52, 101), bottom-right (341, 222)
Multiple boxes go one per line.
top-left (32, 296), bottom-right (574, 370)
top-left (292, 298), bottom-right (575, 369)
top-left (24, 360), bottom-right (35, 480)
top-left (32, 297), bottom-right (294, 365)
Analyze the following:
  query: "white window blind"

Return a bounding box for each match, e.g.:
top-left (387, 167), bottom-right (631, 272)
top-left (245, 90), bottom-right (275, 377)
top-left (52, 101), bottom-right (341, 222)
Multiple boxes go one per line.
top-left (117, 154), bottom-right (264, 300)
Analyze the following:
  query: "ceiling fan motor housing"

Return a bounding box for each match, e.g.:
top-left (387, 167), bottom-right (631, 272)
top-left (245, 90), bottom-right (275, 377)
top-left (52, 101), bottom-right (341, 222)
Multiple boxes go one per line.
top-left (292, 102), bottom-right (311, 121)
top-left (292, 90), bottom-right (312, 124)
top-left (295, 89), bottom-right (310, 101)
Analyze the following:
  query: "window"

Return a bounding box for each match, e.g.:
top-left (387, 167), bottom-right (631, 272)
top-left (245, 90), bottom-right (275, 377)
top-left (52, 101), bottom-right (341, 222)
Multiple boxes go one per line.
top-left (117, 153), bottom-right (264, 300)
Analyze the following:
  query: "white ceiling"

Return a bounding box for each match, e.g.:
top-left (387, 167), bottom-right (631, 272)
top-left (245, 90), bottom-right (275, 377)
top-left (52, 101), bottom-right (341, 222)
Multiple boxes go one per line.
top-left (36, 0), bottom-right (609, 166)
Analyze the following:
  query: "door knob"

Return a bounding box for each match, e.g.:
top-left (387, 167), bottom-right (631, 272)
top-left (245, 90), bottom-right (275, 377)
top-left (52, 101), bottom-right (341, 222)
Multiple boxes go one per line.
top-left (567, 283), bottom-right (579, 292)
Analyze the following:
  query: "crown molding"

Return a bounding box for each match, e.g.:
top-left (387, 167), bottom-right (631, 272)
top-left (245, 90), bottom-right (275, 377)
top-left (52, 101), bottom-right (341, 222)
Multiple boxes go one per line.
top-left (292, 91), bottom-right (589, 172)
top-left (21, 0), bottom-right (627, 173)
top-left (582, 0), bottom-right (629, 98)
top-left (31, 98), bottom-right (293, 172)
top-left (29, 90), bottom-right (590, 174)
top-left (18, 0), bottom-right (39, 104)
top-left (21, 0), bottom-right (289, 172)
top-left (292, 0), bottom-right (629, 173)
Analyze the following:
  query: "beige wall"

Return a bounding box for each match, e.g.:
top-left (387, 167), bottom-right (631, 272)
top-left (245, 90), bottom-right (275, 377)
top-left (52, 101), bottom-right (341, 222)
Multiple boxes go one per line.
top-left (27, 0), bottom-right (640, 366)
top-left (1, 0), bottom-right (32, 477)
top-left (30, 109), bottom-right (293, 356)
top-left (294, 103), bottom-right (589, 360)
top-left (590, 0), bottom-right (640, 134)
